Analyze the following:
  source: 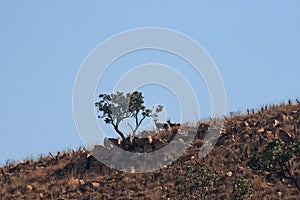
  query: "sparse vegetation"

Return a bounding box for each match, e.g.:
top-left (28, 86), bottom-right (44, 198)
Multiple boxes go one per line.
top-left (1, 100), bottom-right (300, 199)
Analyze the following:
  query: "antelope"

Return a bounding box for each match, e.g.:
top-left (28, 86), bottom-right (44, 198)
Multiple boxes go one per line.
top-left (154, 119), bottom-right (169, 131)
top-left (167, 119), bottom-right (181, 130)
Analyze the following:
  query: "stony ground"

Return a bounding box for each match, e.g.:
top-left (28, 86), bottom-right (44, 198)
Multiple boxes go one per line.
top-left (0, 101), bottom-right (300, 199)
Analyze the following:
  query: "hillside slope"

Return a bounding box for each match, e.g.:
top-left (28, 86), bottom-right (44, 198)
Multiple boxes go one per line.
top-left (1, 101), bottom-right (300, 199)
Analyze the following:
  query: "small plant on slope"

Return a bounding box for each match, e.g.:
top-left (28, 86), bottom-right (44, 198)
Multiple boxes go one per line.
top-left (174, 162), bottom-right (219, 199)
top-left (231, 178), bottom-right (254, 200)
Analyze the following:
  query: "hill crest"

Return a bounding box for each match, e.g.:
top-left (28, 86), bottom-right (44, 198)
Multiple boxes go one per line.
top-left (1, 100), bottom-right (300, 199)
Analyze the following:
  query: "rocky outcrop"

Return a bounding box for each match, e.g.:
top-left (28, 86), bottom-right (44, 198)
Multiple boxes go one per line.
top-left (0, 101), bottom-right (299, 199)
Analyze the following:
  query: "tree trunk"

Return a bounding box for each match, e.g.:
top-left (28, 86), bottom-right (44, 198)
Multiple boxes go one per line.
top-left (114, 126), bottom-right (126, 140)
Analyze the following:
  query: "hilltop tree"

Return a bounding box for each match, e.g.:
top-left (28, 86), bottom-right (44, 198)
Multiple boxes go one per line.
top-left (95, 91), bottom-right (163, 140)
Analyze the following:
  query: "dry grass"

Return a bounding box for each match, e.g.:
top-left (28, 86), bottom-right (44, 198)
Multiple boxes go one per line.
top-left (0, 99), bottom-right (300, 199)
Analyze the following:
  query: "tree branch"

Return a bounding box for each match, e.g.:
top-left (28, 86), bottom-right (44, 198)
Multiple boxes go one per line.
top-left (282, 161), bottom-right (300, 191)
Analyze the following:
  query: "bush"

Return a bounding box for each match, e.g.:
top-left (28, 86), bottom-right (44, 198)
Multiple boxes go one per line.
top-left (249, 138), bottom-right (300, 191)
top-left (174, 162), bottom-right (219, 199)
top-left (231, 178), bottom-right (254, 199)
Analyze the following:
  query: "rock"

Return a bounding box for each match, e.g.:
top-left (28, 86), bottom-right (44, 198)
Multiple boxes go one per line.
top-left (257, 127), bottom-right (265, 133)
top-left (91, 182), bottom-right (100, 188)
top-left (226, 171), bottom-right (232, 177)
top-left (267, 182), bottom-right (274, 186)
top-left (178, 138), bottom-right (185, 144)
top-left (273, 119), bottom-right (280, 127)
top-left (79, 179), bottom-right (85, 185)
top-left (26, 184), bottom-right (33, 192)
top-left (13, 190), bottom-right (22, 197)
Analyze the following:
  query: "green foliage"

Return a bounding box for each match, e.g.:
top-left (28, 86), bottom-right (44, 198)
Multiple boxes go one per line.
top-left (231, 178), bottom-right (254, 199)
top-left (288, 140), bottom-right (300, 157)
top-left (249, 138), bottom-right (300, 191)
top-left (250, 138), bottom-right (290, 173)
top-left (95, 91), bottom-right (163, 139)
top-left (174, 162), bottom-right (219, 199)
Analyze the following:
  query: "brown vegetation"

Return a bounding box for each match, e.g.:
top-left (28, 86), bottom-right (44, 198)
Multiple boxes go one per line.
top-left (0, 100), bottom-right (300, 199)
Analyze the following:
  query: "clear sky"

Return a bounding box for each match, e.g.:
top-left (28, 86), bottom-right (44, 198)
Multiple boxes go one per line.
top-left (0, 1), bottom-right (299, 165)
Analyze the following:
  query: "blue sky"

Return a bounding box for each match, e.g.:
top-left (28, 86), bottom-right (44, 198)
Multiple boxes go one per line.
top-left (0, 1), bottom-right (299, 165)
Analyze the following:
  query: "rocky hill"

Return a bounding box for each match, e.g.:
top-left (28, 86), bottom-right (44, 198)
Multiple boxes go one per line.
top-left (0, 101), bottom-right (300, 199)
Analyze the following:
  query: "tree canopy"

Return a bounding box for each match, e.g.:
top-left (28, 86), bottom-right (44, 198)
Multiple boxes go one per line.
top-left (95, 91), bottom-right (163, 140)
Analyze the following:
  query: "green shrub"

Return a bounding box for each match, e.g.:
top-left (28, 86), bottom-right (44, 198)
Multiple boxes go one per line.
top-left (231, 178), bottom-right (253, 199)
top-left (249, 138), bottom-right (300, 191)
top-left (174, 162), bottom-right (219, 199)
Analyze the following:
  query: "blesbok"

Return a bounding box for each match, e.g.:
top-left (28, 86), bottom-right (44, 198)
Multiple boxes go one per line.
top-left (167, 119), bottom-right (181, 130)
top-left (154, 119), bottom-right (169, 131)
